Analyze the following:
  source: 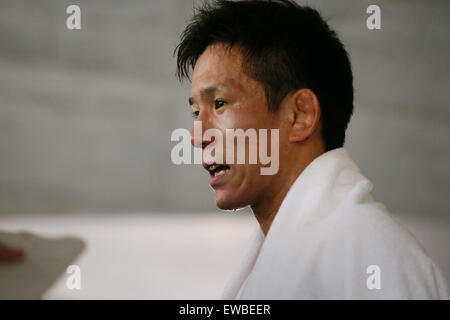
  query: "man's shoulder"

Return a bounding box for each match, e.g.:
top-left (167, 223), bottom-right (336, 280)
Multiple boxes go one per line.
top-left (318, 202), bottom-right (448, 299)
top-left (325, 196), bottom-right (429, 266)
top-left (333, 200), bottom-right (417, 246)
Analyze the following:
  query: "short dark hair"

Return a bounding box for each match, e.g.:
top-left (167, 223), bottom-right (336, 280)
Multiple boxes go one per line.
top-left (175, 0), bottom-right (354, 151)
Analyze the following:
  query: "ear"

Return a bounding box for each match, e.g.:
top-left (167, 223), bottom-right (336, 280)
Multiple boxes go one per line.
top-left (287, 89), bottom-right (321, 143)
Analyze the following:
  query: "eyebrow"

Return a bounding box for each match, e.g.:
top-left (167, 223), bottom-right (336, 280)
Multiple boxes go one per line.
top-left (188, 84), bottom-right (226, 106)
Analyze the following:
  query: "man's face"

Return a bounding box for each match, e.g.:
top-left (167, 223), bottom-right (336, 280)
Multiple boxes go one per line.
top-left (189, 44), bottom-right (283, 210)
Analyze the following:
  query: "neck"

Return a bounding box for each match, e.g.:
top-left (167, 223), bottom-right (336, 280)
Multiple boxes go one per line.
top-left (251, 144), bottom-right (324, 235)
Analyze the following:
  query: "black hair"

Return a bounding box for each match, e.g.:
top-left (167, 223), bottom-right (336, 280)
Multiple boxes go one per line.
top-left (175, 0), bottom-right (354, 151)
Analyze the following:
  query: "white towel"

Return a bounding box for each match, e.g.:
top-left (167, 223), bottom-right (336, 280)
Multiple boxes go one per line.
top-left (222, 148), bottom-right (449, 299)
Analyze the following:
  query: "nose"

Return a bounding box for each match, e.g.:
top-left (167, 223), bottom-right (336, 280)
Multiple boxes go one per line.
top-left (190, 119), bottom-right (214, 149)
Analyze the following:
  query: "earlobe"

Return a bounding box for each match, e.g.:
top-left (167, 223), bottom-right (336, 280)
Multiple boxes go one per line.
top-left (288, 89), bottom-right (320, 143)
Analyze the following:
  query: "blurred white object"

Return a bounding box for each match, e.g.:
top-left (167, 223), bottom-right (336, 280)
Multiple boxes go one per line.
top-left (0, 231), bottom-right (84, 299)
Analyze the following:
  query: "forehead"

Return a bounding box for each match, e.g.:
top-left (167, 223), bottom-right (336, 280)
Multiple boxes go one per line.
top-left (191, 43), bottom-right (257, 93)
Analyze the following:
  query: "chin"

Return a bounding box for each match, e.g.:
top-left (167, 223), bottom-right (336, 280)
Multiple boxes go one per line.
top-left (214, 191), bottom-right (249, 211)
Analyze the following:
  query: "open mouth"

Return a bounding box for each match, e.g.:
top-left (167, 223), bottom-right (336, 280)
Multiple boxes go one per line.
top-left (205, 163), bottom-right (231, 177)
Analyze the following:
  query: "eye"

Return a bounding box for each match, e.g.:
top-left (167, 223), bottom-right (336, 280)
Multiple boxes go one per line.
top-left (214, 100), bottom-right (226, 109)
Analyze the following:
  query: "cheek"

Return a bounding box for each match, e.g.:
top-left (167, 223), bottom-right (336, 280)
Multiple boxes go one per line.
top-left (218, 107), bottom-right (251, 130)
top-left (225, 106), bottom-right (271, 132)
top-left (216, 165), bottom-right (261, 205)
top-left (231, 164), bottom-right (264, 196)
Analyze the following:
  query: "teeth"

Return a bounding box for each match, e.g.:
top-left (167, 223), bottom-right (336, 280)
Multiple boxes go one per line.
top-left (214, 169), bottom-right (226, 177)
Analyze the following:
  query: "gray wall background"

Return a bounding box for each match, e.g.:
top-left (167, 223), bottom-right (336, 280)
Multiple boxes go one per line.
top-left (0, 0), bottom-right (449, 217)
